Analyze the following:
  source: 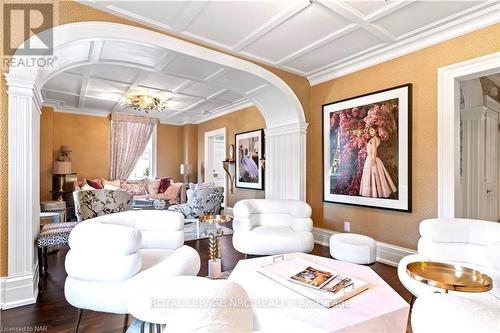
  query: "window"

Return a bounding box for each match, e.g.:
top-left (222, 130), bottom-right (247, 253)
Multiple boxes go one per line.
top-left (129, 131), bottom-right (156, 179)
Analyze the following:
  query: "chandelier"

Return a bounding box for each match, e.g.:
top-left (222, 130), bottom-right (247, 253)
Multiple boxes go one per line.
top-left (119, 95), bottom-right (168, 113)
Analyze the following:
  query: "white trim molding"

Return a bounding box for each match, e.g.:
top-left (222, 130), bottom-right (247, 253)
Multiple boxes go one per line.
top-left (437, 52), bottom-right (500, 218)
top-left (0, 271), bottom-right (39, 310)
top-left (312, 227), bottom-right (416, 267)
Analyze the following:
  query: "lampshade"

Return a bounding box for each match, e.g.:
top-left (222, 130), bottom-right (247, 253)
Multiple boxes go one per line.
top-left (180, 164), bottom-right (186, 175)
top-left (180, 164), bottom-right (193, 175)
top-left (53, 161), bottom-right (72, 175)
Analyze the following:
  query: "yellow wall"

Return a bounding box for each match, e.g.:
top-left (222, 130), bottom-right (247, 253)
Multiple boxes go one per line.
top-left (157, 124), bottom-right (184, 181)
top-left (182, 124), bottom-right (199, 183)
top-left (197, 106), bottom-right (266, 207)
top-left (309, 24), bottom-right (500, 249)
top-left (39, 107), bottom-right (184, 200)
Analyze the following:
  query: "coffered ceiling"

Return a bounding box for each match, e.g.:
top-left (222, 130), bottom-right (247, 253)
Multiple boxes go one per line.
top-left (42, 40), bottom-right (263, 124)
top-left (82, 0), bottom-right (500, 85)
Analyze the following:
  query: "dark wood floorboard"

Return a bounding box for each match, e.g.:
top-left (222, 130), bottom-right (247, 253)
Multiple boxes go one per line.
top-left (0, 235), bottom-right (411, 332)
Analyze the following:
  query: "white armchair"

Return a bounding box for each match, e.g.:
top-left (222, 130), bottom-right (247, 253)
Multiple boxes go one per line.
top-left (232, 199), bottom-right (314, 256)
top-left (64, 210), bottom-right (201, 332)
top-left (397, 218), bottom-right (500, 332)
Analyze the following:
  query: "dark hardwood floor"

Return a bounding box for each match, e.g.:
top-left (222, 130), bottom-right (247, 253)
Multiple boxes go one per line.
top-left (0, 235), bottom-right (411, 332)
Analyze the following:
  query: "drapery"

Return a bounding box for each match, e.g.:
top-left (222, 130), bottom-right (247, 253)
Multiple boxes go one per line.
top-left (110, 113), bottom-right (158, 180)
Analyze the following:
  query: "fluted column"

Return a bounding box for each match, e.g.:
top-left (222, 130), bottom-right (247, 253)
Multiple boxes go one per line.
top-left (265, 123), bottom-right (308, 200)
top-left (4, 73), bottom-right (42, 308)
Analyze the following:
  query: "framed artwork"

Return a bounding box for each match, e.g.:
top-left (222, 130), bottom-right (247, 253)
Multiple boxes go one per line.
top-left (322, 84), bottom-right (412, 212)
top-left (235, 129), bottom-right (264, 190)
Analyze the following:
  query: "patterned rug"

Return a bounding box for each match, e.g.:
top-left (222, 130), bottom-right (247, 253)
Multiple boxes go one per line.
top-left (184, 220), bottom-right (233, 241)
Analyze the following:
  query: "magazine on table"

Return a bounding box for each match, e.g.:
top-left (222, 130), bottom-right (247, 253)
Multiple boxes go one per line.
top-left (257, 257), bottom-right (369, 308)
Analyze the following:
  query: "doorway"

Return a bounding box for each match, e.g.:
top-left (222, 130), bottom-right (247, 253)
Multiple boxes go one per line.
top-left (204, 128), bottom-right (227, 206)
top-left (459, 75), bottom-right (500, 221)
top-left (437, 52), bottom-right (500, 219)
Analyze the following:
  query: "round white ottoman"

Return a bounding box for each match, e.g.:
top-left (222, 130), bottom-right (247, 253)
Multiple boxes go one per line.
top-left (330, 233), bottom-right (377, 264)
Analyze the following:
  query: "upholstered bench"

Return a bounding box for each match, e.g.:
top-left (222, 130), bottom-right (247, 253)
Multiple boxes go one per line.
top-left (330, 233), bottom-right (377, 264)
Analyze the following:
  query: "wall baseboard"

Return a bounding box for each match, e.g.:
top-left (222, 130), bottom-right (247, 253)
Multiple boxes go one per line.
top-left (312, 227), bottom-right (416, 267)
top-left (0, 269), bottom-right (38, 310)
top-left (225, 206), bottom-right (234, 217)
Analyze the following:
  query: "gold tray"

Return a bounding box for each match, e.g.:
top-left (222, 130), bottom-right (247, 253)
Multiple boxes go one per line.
top-left (406, 261), bottom-right (493, 292)
top-left (200, 214), bottom-right (231, 224)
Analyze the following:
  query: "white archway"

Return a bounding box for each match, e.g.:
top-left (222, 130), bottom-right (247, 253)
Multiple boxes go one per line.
top-left (4, 22), bottom-right (307, 308)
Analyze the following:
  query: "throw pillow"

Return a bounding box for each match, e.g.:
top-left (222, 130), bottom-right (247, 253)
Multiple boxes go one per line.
top-left (164, 182), bottom-right (182, 204)
top-left (87, 179), bottom-right (103, 189)
top-left (81, 184), bottom-right (95, 190)
top-left (197, 182), bottom-right (215, 190)
top-left (102, 179), bottom-right (121, 188)
top-left (121, 182), bottom-right (146, 195)
top-left (145, 179), bottom-right (160, 194)
top-left (158, 177), bottom-right (171, 193)
top-left (103, 184), bottom-right (120, 190)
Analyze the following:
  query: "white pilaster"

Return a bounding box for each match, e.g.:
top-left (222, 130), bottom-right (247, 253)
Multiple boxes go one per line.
top-left (3, 73), bottom-right (42, 308)
top-left (265, 123), bottom-right (308, 200)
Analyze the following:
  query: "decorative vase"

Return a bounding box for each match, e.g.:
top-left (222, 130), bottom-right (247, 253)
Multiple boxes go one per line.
top-left (153, 198), bottom-right (166, 210)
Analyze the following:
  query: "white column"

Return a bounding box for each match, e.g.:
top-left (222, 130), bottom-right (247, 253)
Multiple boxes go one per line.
top-left (3, 74), bottom-right (42, 309)
top-left (265, 123), bottom-right (308, 200)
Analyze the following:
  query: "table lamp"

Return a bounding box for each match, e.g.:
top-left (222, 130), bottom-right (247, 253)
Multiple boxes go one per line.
top-left (53, 161), bottom-right (72, 193)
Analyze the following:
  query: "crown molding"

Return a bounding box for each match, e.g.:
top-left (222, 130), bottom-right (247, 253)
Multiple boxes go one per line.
top-left (308, 4), bottom-right (500, 86)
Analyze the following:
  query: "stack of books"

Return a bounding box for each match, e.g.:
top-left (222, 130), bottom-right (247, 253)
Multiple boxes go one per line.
top-left (257, 257), bottom-right (369, 308)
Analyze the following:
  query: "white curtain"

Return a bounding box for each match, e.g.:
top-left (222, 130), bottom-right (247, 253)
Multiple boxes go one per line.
top-left (110, 113), bottom-right (158, 180)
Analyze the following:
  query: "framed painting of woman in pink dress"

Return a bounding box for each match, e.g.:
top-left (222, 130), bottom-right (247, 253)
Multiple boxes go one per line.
top-left (322, 84), bottom-right (412, 212)
top-left (236, 129), bottom-right (264, 190)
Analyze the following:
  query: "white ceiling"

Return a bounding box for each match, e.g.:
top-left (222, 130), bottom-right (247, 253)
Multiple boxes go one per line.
top-left (82, 0), bottom-right (500, 85)
top-left (42, 40), bottom-right (265, 124)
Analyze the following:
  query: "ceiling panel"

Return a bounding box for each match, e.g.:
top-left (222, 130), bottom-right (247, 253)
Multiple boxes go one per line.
top-left (43, 90), bottom-right (79, 108)
top-left (243, 2), bottom-right (351, 62)
top-left (84, 97), bottom-right (117, 111)
top-left (167, 94), bottom-right (204, 110)
top-left (104, 1), bottom-right (188, 28)
top-left (284, 28), bottom-right (382, 73)
top-left (138, 72), bottom-right (190, 92)
top-left (212, 90), bottom-right (245, 103)
top-left (184, 0), bottom-right (293, 47)
top-left (44, 73), bottom-right (81, 95)
top-left (180, 81), bottom-right (225, 98)
top-left (163, 54), bottom-right (224, 80)
top-left (87, 77), bottom-right (129, 95)
top-left (55, 41), bottom-right (91, 67)
top-left (90, 64), bottom-right (139, 85)
top-left (212, 70), bottom-right (267, 94)
top-left (100, 40), bottom-right (166, 68)
top-left (373, 1), bottom-right (481, 37)
top-left (341, 1), bottom-right (390, 16)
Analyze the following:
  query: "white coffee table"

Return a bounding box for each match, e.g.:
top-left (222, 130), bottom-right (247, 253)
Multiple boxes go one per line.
top-left (228, 252), bottom-right (409, 333)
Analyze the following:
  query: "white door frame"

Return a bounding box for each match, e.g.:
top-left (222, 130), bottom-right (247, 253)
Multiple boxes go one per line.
top-left (437, 52), bottom-right (500, 218)
top-left (204, 127), bottom-right (227, 205)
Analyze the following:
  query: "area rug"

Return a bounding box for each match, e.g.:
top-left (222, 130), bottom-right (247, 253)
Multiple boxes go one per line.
top-left (184, 221), bottom-right (233, 241)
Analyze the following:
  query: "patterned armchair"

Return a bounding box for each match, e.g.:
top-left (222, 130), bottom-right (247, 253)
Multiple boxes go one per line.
top-left (73, 190), bottom-right (133, 222)
top-left (168, 187), bottom-right (224, 219)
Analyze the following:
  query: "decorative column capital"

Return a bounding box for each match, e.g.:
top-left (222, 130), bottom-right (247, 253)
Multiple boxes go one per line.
top-left (4, 73), bottom-right (43, 110)
top-left (265, 122), bottom-right (308, 137)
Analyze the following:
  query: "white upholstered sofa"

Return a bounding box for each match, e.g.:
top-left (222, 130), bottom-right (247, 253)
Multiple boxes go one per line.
top-left (397, 218), bottom-right (500, 332)
top-left (64, 210), bottom-right (201, 332)
top-left (232, 199), bottom-right (314, 256)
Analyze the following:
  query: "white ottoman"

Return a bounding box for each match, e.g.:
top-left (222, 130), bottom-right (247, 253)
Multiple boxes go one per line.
top-left (330, 233), bottom-right (377, 264)
top-left (128, 276), bottom-right (253, 333)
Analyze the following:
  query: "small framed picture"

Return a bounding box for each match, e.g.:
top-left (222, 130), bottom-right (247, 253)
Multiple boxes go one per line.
top-left (235, 129), bottom-right (264, 190)
top-left (322, 84), bottom-right (412, 212)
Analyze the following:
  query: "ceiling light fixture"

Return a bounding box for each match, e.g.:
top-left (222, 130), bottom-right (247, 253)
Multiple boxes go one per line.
top-left (119, 94), bottom-right (169, 113)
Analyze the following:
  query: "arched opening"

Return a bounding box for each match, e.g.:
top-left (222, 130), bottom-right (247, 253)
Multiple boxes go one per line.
top-left (5, 22), bottom-right (307, 306)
